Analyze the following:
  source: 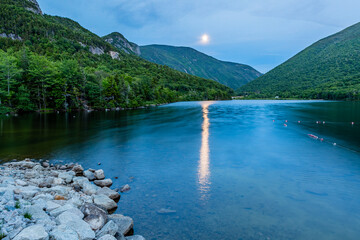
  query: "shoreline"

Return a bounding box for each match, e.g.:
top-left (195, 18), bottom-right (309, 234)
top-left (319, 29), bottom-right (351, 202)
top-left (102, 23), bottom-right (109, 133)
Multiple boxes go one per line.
top-left (0, 159), bottom-right (144, 240)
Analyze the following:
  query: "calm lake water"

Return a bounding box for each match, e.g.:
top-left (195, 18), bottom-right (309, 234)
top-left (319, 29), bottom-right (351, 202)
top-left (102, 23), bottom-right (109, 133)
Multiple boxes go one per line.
top-left (1, 100), bottom-right (360, 240)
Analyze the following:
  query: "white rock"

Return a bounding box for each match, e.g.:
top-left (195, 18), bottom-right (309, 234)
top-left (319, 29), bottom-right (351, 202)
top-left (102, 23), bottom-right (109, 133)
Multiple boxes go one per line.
top-left (96, 187), bottom-right (120, 201)
top-left (53, 178), bottom-right (65, 185)
top-left (96, 220), bottom-right (118, 238)
top-left (94, 170), bottom-right (105, 180)
top-left (63, 219), bottom-right (95, 240)
top-left (108, 214), bottom-right (134, 236)
top-left (15, 179), bottom-right (28, 186)
top-left (58, 172), bottom-right (74, 184)
top-left (49, 204), bottom-right (76, 217)
top-left (93, 195), bottom-right (117, 212)
top-left (84, 170), bottom-right (96, 181)
top-left (13, 224), bottom-right (49, 240)
top-left (94, 179), bottom-right (112, 188)
top-left (98, 235), bottom-right (117, 240)
top-left (50, 225), bottom-right (79, 240)
top-left (56, 209), bottom-right (84, 225)
top-left (45, 201), bottom-right (61, 212)
top-left (120, 184), bottom-right (130, 193)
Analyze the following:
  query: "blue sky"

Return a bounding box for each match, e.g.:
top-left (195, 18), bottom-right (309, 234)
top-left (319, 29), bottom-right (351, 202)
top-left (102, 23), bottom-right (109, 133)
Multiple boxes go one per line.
top-left (37, 0), bottom-right (360, 73)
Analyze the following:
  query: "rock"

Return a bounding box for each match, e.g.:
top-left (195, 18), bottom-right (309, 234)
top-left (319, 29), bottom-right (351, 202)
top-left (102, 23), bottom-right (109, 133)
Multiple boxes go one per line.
top-left (72, 164), bottom-right (84, 176)
top-left (50, 225), bottom-right (79, 240)
top-left (98, 235), bottom-right (118, 240)
top-left (109, 51), bottom-right (120, 60)
top-left (73, 177), bottom-right (99, 195)
top-left (52, 178), bottom-right (65, 185)
top-left (96, 220), bottom-right (118, 238)
top-left (56, 209), bottom-right (84, 225)
top-left (13, 224), bottom-right (48, 240)
top-left (126, 236), bottom-right (146, 240)
top-left (94, 170), bottom-right (105, 180)
top-left (62, 219), bottom-right (95, 240)
top-left (54, 195), bottom-right (66, 200)
top-left (17, 186), bottom-right (39, 199)
top-left (84, 170), bottom-right (95, 181)
top-left (49, 204), bottom-right (76, 217)
top-left (41, 162), bottom-right (49, 168)
top-left (24, 205), bottom-right (50, 222)
top-left (96, 187), bottom-right (120, 202)
top-left (120, 184), bottom-right (130, 193)
top-left (43, 185), bottom-right (71, 196)
top-left (108, 214), bottom-right (134, 236)
top-left (94, 179), bottom-right (113, 188)
top-left (58, 172), bottom-right (74, 183)
top-left (93, 195), bottom-right (117, 212)
top-left (15, 179), bottom-right (28, 186)
top-left (89, 46), bottom-right (105, 55)
top-left (45, 201), bottom-right (60, 212)
top-left (80, 203), bottom-right (107, 231)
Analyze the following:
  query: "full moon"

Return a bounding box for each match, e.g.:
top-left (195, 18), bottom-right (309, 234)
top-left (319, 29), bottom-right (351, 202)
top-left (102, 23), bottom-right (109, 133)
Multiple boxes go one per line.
top-left (200, 34), bottom-right (210, 45)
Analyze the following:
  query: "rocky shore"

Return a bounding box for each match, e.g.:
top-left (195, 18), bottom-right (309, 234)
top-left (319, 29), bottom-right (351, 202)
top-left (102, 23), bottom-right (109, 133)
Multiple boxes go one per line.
top-left (0, 159), bottom-right (144, 240)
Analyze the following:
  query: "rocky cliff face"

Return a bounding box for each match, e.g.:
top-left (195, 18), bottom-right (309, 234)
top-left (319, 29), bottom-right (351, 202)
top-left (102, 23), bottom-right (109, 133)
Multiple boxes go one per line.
top-left (103, 32), bottom-right (141, 56)
top-left (26, 0), bottom-right (42, 14)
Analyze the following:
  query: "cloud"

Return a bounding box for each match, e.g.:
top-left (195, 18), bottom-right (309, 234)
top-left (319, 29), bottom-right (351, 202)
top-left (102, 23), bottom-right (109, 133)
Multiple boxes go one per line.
top-left (37, 0), bottom-right (360, 72)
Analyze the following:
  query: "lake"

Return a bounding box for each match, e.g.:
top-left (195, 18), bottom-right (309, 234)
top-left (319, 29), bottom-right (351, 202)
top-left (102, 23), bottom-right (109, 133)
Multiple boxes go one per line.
top-left (1, 100), bottom-right (360, 240)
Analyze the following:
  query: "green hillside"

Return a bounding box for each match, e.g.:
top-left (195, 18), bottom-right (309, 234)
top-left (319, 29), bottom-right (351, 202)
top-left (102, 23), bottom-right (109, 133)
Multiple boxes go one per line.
top-left (239, 23), bottom-right (360, 100)
top-left (0, 0), bottom-right (232, 114)
top-left (138, 45), bottom-right (262, 89)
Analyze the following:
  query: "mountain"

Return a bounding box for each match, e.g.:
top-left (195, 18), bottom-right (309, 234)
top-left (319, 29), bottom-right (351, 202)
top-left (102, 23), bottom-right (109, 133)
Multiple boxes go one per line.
top-left (103, 32), bottom-right (141, 56)
top-left (0, 0), bottom-right (232, 114)
top-left (239, 22), bottom-right (360, 100)
top-left (102, 34), bottom-right (261, 90)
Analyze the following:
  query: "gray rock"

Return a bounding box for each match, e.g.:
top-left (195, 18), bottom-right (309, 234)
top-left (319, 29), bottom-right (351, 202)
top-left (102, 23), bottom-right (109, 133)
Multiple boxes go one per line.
top-left (24, 205), bottom-right (50, 222)
top-left (94, 170), bottom-right (105, 180)
top-left (89, 46), bottom-right (105, 55)
top-left (108, 214), bottom-right (134, 236)
top-left (96, 220), bottom-right (118, 238)
top-left (50, 225), bottom-right (79, 240)
top-left (62, 219), bottom-right (95, 240)
top-left (80, 203), bottom-right (107, 231)
top-left (17, 186), bottom-right (39, 199)
top-left (96, 187), bottom-right (120, 202)
top-left (126, 236), bottom-right (145, 240)
top-left (45, 201), bottom-right (60, 212)
top-left (83, 170), bottom-right (95, 181)
top-left (94, 179), bottom-right (113, 188)
top-left (58, 172), bottom-right (74, 184)
top-left (98, 235), bottom-right (117, 240)
top-left (15, 179), bottom-right (28, 186)
top-left (56, 209), bottom-right (84, 225)
top-left (49, 204), bottom-right (76, 217)
top-left (93, 195), bottom-right (117, 212)
top-left (41, 162), bottom-right (49, 168)
top-left (120, 184), bottom-right (130, 193)
top-left (13, 224), bottom-right (49, 240)
top-left (52, 178), bottom-right (65, 185)
top-left (72, 164), bottom-right (84, 176)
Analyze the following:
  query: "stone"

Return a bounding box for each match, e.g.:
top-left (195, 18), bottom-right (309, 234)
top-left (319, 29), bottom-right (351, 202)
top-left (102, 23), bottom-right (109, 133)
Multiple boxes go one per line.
top-left (108, 214), bottom-right (134, 236)
top-left (58, 172), bottom-right (74, 183)
top-left (41, 162), bottom-right (49, 168)
top-left (94, 170), bottom-right (105, 180)
top-left (54, 195), bottom-right (66, 200)
top-left (72, 164), bottom-right (84, 176)
top-left (82, 182), bottom-right (99, 195)
top-left (53, 178), bottom-right (65, 185)
top-left (96, 220), bottom-right (118, 238)
top-left (17, 186), bottom-right (39, 199)
top-left (45, 201), bottom-right (60, 212)
top-left (56, 209), bottom-right (84, 225)
top-left (50, 225), bottom-right (79, 240)
top-left (62, 219), bottom-right (95, 240)
top-left (126, 236), bottom-right (146, 240)
top-left (13, 224), bottom-right (48, 240)
top-left (93, 195), bottom-right (117, 212)
top-left (120, 184), bottom-right (130, 193)
top-left (98, 235), bottom-right (118, 240)
top-left (84, 170), bottom-right (96, 181)
top-left (109, 51), bottom-right (120, 60)
top-left (15, 179), bottom-right (28, 186)
top-left (94, 179), bottom-right (113, 188)
top-left (49, 204), bottom-right (76, 217)
top-left (96, 187), bottom-right (120, 202)
top-left (80, 203), bottom-right (107, 231)
top-left (24, 205), bottom-right (50, 222)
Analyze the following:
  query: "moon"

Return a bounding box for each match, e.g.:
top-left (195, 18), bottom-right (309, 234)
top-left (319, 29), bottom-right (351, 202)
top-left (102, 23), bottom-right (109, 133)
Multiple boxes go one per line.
top-left (200, 34), bottom-right (210, 45)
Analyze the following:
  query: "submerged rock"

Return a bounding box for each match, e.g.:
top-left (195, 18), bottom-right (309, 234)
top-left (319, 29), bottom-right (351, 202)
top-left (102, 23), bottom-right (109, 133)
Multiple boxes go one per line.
top-left (120, 184), bottom-right (130, 193)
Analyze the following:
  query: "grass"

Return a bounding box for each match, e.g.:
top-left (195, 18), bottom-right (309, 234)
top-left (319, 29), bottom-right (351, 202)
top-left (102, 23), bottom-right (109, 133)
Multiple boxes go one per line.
top-left (15, 201), bottom-right (21, 209)
top-left (23, 212), bottom-right (32, 220)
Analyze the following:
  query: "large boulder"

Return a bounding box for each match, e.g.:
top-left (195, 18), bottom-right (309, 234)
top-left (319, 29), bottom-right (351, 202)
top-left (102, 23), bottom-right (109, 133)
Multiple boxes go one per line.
top-left (93, 195), bottom-right (117, 212)
top-left (61, 219), bottom-right (95, 240)
top-left (94, 179), bottom-right (113, 188)
top-left (96, 220), bottom-right (118, 238)
top-left (49, 204), bottom-right (77, 217)
top-left (108, 214), bottom-right (134, 236)
top-left (13, 224), bottom-right (49, 240)
top-left (80, 203), bottom-right (107, 231)
top-left (50, 225), bottom-right (78, 240)
top-left (96, 187), bottom-right (120, 202)
top-left (56, 209), bottom-right (84, 225)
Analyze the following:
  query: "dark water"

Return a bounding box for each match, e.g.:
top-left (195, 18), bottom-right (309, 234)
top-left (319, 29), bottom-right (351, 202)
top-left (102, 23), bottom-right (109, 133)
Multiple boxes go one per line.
top-left (1, 100), bottom-right (360, 240)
